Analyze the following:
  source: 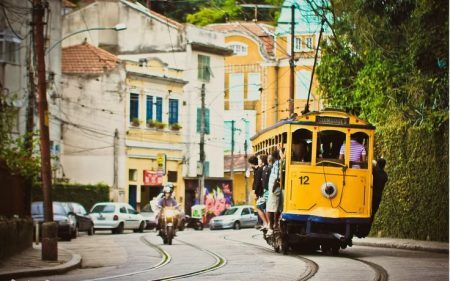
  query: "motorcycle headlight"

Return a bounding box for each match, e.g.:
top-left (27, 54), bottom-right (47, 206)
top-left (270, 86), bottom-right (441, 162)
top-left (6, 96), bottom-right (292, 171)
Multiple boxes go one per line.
top-left (165, 209), bottom-right (176, 217)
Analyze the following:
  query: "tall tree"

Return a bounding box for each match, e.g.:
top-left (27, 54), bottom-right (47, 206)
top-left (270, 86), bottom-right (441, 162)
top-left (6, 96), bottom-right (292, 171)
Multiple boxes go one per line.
top-left (317, 0), bottom-right (448, 127)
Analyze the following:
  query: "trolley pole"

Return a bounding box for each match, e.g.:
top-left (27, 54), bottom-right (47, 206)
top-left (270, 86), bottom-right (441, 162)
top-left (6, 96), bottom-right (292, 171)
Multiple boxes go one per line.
top-left (199, 84), bottom-right (206, 205)
top-left (289, 4), bottom-right (295, 117)
top-left (33, 0), bottom-right (57, 260)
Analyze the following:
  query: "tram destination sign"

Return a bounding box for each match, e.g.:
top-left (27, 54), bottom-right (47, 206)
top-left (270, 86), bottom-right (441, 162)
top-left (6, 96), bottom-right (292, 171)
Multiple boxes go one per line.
top-left (316, 116), bottom-right (349, 125)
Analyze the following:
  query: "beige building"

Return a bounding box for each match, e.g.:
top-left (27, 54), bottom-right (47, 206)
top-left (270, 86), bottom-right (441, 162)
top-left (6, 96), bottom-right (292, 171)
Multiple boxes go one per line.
top-left (60, 43), bottom-right (127, 201)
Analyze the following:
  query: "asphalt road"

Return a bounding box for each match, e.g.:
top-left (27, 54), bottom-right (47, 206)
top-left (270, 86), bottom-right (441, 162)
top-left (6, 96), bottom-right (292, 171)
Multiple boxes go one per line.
top-left (22, 228), bottom-right (449, 281)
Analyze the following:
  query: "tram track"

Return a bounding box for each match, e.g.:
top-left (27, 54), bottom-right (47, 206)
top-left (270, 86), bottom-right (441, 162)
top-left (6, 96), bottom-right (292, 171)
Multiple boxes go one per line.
top-left (83, 235), bottom-right (171, 281)
top-left (147, 238), bottom-right (226, 281)
top-left (223, 234), bottom-right (318, 281)
top-left (84, 235), bottom-right (226, 281)
top-left (250, 233), bottom-right (388, 281)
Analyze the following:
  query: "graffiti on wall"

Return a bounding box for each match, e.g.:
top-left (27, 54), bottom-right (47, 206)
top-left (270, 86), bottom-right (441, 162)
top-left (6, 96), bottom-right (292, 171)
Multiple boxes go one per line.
top-left (203, 182), bottom-right (233, 217)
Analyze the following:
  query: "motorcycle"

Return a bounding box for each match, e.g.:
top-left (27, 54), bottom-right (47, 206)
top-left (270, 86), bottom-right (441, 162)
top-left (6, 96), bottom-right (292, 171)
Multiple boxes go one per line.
top-left (159, 207), bottom-right (177, 245)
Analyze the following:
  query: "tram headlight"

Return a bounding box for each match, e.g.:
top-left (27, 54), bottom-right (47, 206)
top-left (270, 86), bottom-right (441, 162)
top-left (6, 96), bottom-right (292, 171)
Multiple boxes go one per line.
top-left (320, 182), bottom-right (337, 199)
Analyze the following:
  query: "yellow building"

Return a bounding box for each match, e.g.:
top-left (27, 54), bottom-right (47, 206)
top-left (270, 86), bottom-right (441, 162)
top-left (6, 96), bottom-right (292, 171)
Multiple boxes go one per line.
top-left (209, 1), bottom-right (329, 204)
top-left (124, 58), bottom-right (187, 211)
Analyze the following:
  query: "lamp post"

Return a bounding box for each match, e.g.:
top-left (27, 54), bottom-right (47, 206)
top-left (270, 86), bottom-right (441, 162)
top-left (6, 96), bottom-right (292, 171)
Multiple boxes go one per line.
top-left (46, 23), bottom-right (127, 55)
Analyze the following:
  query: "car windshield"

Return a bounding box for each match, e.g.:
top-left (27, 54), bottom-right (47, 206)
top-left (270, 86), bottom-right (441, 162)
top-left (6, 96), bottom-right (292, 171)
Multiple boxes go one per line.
top-left (222, 208), bottom-right (238, 216)
top-left (91, 204), bottom-right (115, 213)
top-left (141, 203), bottom-right (153, 212)
top-left (31, 203), bottom-right (67, 216)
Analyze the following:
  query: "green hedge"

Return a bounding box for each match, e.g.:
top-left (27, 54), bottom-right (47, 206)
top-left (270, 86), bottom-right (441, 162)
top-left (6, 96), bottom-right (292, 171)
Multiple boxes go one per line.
top-left (370, 120), bottom-right (449, 241)
top-left (32, 183), bottom-right (110, 211)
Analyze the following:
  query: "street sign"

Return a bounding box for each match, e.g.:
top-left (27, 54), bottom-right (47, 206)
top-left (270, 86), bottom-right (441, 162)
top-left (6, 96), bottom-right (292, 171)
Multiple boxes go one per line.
top-left (157, 153), bottom-right (166, 175)
top-left (197, 161), bottom-right (203, 176)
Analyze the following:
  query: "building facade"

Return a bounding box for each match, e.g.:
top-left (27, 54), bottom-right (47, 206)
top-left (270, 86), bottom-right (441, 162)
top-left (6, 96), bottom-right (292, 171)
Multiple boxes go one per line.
top-left (61, 0), bottom-right (230, 212)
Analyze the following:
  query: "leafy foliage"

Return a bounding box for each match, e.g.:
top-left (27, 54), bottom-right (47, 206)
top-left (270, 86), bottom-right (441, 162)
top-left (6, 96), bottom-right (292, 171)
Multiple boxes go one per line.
top-left (315, 0), bottom-right (448, 241)
top-left (32, 183), bottom-right (110, 211)
top-left (141, 0), bottom-right (283, 25)
top-left (0, 91), bottom-right (40, 182)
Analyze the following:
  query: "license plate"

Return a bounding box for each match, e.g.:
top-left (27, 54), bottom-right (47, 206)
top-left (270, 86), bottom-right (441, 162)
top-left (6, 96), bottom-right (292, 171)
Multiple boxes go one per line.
top-left (97, 216), bottom-right (105, 220)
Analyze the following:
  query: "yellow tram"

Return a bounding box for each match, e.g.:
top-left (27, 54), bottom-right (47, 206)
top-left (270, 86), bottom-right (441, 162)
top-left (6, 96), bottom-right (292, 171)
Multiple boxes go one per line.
top-left (251, 109), bottom-right (375, 254)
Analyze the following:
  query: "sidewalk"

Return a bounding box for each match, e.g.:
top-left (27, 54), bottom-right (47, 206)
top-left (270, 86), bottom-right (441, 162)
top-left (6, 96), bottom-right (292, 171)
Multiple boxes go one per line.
top-left (0, 243), bottom-right (81, 280)
top-left (353, 237), bottom-right (449, 254)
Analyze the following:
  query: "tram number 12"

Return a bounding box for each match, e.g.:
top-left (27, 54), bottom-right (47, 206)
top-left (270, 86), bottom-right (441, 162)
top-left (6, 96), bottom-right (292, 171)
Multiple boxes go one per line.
top-left (299, 176), bottom-right (310, 185)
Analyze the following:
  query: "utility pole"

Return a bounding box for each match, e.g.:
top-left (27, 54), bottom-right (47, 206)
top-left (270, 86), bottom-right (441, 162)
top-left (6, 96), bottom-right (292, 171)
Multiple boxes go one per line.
top-left (244, 139), bottom-right (248, 204)
top-left (33, 0), bottom-right (57, 260)
top-left (230, 120), bottom-right (235, 181)
top-left (198, 84), bottom-right (206, 205)
top-left (289, 4), bottom-right (295, 117)
top-left (24, 33), bottom-right (36, 217)
top-left (113, 129), bottom-right (119, 200)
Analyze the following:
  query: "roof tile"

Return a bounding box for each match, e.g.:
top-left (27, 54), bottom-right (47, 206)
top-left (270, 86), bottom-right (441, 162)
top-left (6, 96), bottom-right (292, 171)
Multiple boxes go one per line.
top-left (62, 43), bottom-right (120, 74)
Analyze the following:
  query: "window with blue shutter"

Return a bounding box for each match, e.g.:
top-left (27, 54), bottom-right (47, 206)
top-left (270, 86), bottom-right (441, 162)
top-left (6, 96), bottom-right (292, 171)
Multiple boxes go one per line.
top-left (156, 97), bottom-right (163, 122)
top-left (168, 99), bottom-right (179, 125)
top-left (198, 55), bottom-right (211, 82)
top-left (204, 161), bottom-right (210, 177)
top-left (196, 108), bottom-right (210, 134)
top-left (146, 95), bottom-right (153, 121)
top-left (130, 93), bottom-right (139, 121)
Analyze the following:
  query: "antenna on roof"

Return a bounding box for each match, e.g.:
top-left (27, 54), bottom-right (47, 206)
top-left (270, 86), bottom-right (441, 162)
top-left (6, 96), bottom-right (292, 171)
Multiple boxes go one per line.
top-left (239, 4), bottom-right (277, 22)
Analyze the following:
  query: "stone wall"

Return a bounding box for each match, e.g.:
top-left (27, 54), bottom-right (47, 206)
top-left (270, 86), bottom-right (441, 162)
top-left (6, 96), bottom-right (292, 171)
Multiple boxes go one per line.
top-left (0, 218), bottom-right (33, 260)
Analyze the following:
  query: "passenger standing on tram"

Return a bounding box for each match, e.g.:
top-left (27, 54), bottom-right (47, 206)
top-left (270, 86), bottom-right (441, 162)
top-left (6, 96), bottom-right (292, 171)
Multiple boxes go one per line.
top-left (249, 155), bottom-right (266, 229)
top-left (266, 147), bottom-right (282, 236)
top-left (372, 158), bottom-right (388, 219)
top-left (339, 135), bottom-right (367, 168)
top-left (262, 154), bottom-right (273, 229)
top-left (253, 154), bottom-right (269, 229)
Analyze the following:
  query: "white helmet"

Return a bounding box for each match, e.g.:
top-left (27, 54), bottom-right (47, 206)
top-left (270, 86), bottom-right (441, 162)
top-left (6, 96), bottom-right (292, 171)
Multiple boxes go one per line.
top-left (163, 183), bottom-right (173, 193)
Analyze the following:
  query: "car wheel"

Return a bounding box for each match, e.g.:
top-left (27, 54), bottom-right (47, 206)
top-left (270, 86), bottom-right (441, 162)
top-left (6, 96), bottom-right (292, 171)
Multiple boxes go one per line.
top-left (138, 222), bottom-right (145, 233)
top-left (233, 221), bottom-right (241, 230)
top-left (178, 219), bottom-right (185, 231)
top-left (72, 225), bottom-right (79, 239)
top-left (88, 224), bottom-right (94, 236)
top-left (114, 223), bottom-right (124, 234)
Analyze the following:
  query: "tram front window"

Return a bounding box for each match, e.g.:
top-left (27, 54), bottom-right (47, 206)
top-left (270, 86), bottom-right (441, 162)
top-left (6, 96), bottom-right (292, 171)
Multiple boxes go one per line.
top-left (291, 129), bottom-right (312, 164)
top-left (339, 132), bottom-right (369, 169)
top-left (316, 130), bottom-right (345, 167)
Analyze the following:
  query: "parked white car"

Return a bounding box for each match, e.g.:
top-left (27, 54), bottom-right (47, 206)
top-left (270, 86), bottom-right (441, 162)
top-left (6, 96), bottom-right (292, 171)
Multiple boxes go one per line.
top-left (89, 202), bottom-right (146, 234)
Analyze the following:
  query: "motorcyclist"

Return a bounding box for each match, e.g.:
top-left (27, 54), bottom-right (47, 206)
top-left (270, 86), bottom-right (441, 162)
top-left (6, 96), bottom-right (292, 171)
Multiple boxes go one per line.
top-left (156, 184), bottom-right (180, 235)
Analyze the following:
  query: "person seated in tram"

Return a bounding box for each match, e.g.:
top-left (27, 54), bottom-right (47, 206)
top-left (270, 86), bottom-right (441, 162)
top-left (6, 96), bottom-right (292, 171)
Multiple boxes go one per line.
top-left (339, 135), bottom-right (367, 168)
top-left (292, 140), bottom-right (308, 162)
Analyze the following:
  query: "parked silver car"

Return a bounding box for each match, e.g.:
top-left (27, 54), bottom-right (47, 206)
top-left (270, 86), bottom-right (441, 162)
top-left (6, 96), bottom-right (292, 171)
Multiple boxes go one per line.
top-left (209, 205), bottom-right (258, 230)
top-left (89, 202), bottom-right (146, 234)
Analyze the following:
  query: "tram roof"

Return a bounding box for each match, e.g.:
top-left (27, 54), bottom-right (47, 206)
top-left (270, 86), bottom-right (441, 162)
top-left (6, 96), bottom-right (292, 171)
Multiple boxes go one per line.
top-left (250, 109), bottom-right (375, 141)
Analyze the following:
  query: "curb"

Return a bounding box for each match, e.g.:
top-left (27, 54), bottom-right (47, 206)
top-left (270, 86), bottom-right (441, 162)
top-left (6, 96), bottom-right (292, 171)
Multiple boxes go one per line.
top-left (352, 241), bottom-right (449, 254)
top-left (0, 252), bottom-right (82, 280)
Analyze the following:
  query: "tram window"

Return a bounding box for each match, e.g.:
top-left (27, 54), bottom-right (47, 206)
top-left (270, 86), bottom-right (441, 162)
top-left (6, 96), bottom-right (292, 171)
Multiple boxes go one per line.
top-left (339, 132), bottom-right (369, 169)
top-left (316, 130), bottom-right (346, 167)
top-left (291, 129), bottom-right (312, 164)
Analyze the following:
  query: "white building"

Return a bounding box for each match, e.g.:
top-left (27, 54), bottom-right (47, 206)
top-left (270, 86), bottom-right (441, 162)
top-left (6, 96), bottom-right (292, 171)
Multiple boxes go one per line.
top-left (61, 0), bottom-right (231, 209)
top-left (60, 43), bottom-right (127, 201)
